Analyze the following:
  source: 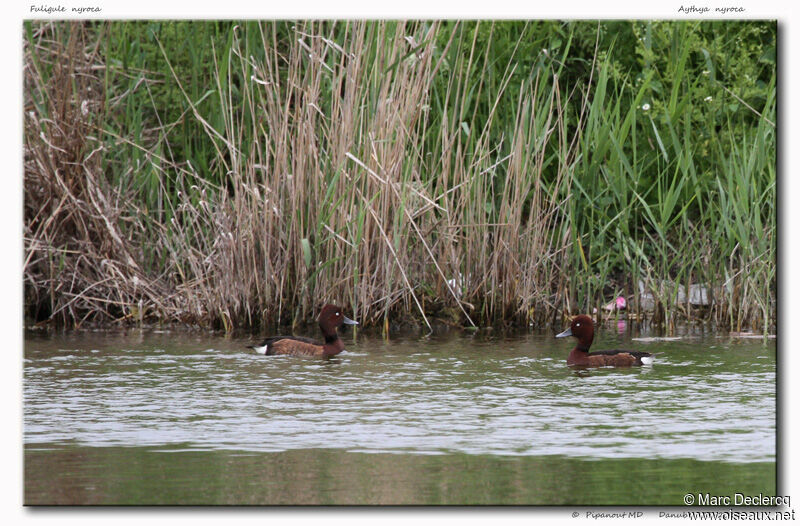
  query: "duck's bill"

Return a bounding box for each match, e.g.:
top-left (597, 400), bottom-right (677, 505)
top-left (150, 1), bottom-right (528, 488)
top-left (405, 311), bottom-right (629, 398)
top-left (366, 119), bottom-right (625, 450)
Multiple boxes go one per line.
top-left (555, 327), bottom-right (572, 338)
top-left (343, 316), bottom-right (359, 325)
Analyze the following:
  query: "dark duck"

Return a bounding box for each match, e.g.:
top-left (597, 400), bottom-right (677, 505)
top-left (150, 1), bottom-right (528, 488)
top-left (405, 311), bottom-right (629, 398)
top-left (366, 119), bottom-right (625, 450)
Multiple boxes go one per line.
top-left (555, 314), bottom-right (654, 367)
top-left (249, 304), bottom-right (358, 358)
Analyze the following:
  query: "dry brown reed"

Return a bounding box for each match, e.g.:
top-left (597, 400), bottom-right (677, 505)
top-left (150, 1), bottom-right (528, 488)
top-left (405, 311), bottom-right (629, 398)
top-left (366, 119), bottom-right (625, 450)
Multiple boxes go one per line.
top-left (24, 21), bottom-right (574, 329)
top-left (23, 21), bottom-right (775, 333)
top-left (24, 22), bottom-right (175, 325)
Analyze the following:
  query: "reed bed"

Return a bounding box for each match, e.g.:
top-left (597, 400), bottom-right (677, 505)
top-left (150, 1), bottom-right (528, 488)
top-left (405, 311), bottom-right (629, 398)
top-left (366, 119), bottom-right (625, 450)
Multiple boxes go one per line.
top-left (23, 20), bottom-right (776, 333)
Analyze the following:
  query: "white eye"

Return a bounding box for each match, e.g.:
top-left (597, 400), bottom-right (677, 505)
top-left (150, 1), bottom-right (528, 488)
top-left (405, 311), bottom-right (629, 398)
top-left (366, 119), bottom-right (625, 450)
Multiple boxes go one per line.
top-left (576, 323), bottom-right (581, 327)
top-left (335, 312), bottom-right (340, 316)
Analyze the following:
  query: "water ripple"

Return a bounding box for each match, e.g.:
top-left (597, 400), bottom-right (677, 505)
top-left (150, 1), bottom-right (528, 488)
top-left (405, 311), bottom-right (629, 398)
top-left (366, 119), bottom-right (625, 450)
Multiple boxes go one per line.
top-left (24, 332), bottom-right (775, 463)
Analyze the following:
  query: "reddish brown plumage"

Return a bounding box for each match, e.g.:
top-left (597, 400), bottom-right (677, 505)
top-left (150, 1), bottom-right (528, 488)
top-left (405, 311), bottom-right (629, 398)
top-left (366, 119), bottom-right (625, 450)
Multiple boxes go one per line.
top-left (567, 348), bottom-right (638, 367)
top-left (249, 304), bottom-right (357, 358)
top-left (267, 337), bottom-right (343, 357)
top-left (556, 314), bottom-right (653, 367)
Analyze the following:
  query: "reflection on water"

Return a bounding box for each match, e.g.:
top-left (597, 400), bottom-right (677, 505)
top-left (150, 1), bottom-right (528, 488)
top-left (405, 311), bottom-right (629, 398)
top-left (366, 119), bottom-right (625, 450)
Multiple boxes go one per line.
top-left (24, 445), bottom-right (775, 505)
top-left (24, 326), bottom-right (776, 504)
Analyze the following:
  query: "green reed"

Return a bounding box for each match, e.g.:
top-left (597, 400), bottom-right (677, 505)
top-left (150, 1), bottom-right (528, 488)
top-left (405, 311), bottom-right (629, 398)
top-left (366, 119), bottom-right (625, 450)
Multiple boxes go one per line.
top-left (23, 20), bottom-right (776, 332)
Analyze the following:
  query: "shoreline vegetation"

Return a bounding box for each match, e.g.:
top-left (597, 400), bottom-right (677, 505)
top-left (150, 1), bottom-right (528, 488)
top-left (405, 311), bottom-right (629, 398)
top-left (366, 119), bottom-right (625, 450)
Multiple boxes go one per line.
top-left (23, 21), bottom-right (776, 334)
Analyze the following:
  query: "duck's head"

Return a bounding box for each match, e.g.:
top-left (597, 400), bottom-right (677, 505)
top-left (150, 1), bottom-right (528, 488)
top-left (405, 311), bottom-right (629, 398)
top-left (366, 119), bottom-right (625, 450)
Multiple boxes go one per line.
top-left (318, 304), bottom-right (359, 332)
top-left (555, 314), bottom-right (595, 350)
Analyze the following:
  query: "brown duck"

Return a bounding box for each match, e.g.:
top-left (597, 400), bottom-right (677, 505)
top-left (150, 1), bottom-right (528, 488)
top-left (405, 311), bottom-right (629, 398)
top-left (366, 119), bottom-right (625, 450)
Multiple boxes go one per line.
top-left (556, 314), bottom-right (654, 367)
top-left (249, 304), bottom-right (358, 358)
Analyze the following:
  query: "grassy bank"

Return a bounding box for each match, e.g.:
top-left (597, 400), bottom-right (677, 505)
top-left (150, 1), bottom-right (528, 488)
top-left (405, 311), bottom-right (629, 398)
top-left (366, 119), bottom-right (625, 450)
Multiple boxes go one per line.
top-left (23, 20), bottom-right (776, 333)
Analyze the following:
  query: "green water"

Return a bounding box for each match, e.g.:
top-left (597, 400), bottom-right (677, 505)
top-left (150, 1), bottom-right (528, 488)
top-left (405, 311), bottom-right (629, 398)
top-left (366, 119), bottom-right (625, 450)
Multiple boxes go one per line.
top-left (23, 325), bottom-right (776, 505)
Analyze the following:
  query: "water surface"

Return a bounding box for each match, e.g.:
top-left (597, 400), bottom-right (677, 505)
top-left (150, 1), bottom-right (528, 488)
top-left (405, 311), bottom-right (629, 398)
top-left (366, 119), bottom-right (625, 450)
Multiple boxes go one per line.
top-left (24, 324), bottom-right (776, 505)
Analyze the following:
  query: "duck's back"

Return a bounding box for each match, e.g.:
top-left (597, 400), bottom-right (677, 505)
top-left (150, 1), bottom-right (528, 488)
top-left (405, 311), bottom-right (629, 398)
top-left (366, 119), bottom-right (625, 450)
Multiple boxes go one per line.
top-left (586, 349), bottom-right (653, 366)
top-left (256, 336), bottom-right (324, 357)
